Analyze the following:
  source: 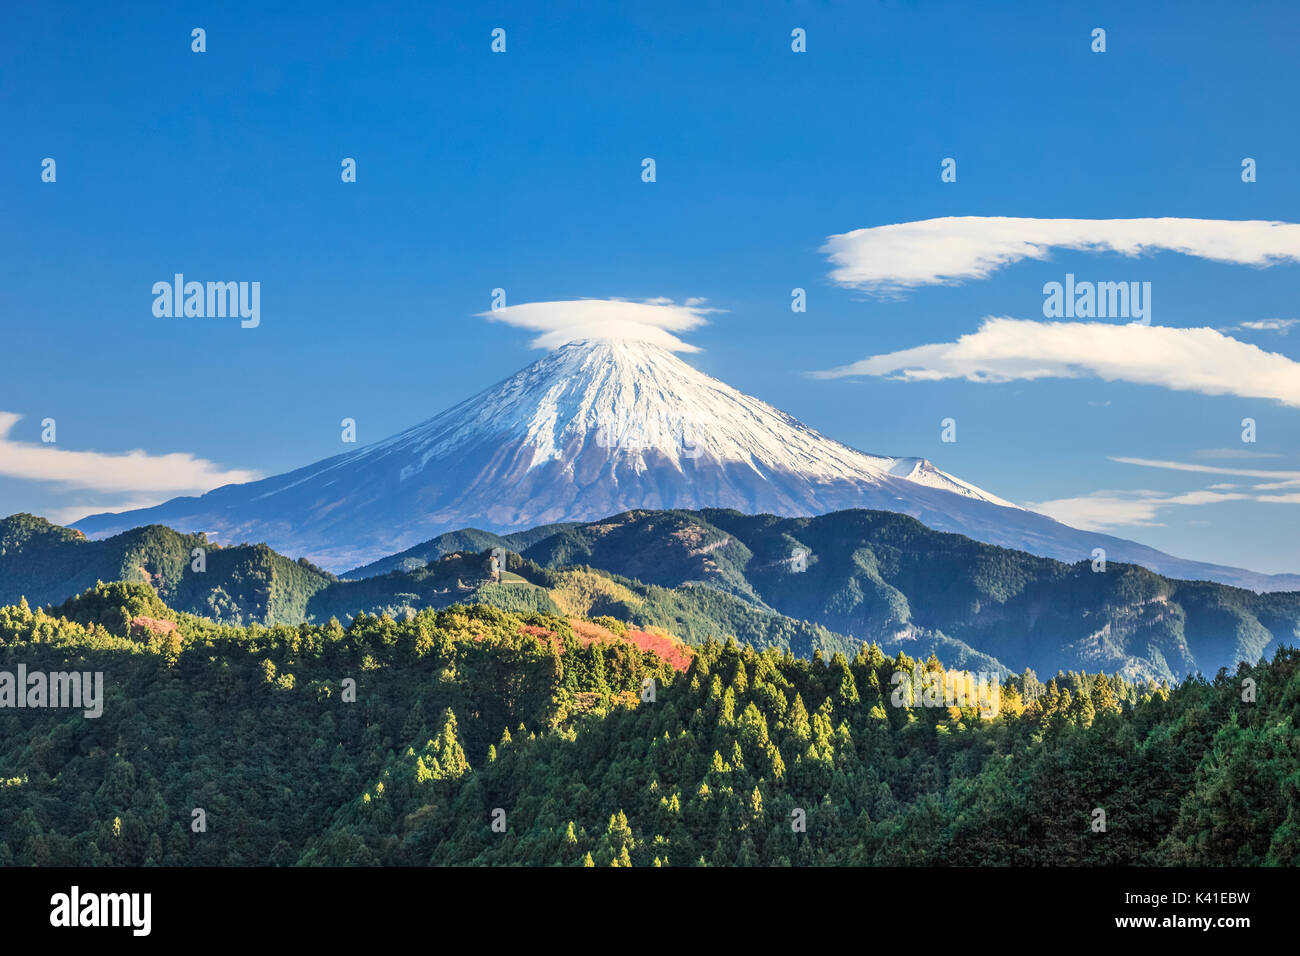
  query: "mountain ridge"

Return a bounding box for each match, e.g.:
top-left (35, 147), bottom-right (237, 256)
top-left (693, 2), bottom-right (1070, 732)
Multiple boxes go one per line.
top-left (11, 508), bottom-right (1300, 682)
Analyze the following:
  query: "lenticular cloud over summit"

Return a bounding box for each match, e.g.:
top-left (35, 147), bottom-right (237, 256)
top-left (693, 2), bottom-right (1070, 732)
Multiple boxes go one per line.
top-left (479, 297), bottom-right (718, 352)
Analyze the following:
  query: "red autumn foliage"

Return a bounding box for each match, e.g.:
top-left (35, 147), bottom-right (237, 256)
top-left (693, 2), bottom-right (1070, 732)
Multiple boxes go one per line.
top-left (517, 623), bottom-right (563, 653)
top-left (564, 619), bottom-right (693, 672)
top-left (129, 616), bottom-right (177, 639)
top-left (623, 629), bottom-right (694, 672)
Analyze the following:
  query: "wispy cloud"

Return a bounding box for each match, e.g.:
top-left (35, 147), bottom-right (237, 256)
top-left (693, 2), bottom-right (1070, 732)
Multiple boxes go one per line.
top-left (1027, 488), bottom-right (1253, 531)
top-left (478, 297), bottom-right (719, 352)
top-left (1110, 456), bottom-right (1300, 484)
top-left (1219, 318), bottom-right (1298, 335)
top-left (0, 411), bottom-right (262, 497)
top-left (1035, 456), bottom-right (1300, 530)
top-left (44, 498), bottom-right (182, 527)
top-left (822, 217), bottom-right (1300, 294)
top-left (1110, 456), bottom-right (1300, 495)
top-left (811, 318), bottom-right (1300, 408)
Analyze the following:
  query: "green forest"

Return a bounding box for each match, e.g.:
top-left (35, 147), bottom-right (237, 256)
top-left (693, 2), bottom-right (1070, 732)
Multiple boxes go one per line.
top-left (1, 580), bottom-right (1296, 866)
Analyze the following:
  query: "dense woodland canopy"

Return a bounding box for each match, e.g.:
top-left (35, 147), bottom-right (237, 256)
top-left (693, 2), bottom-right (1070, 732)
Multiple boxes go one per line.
top-left (1, 581), bottom-right (1296, 866)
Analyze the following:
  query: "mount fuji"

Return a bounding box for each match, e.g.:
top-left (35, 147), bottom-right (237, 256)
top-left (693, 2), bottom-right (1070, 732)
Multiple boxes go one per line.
top-left (73, 339), bottom-right (1300, 589)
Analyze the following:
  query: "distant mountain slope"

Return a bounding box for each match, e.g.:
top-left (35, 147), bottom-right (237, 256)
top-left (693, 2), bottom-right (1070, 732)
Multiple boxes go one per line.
top-left (68, 339), bottom-right (1296, 590)
top-left (0, 513), bottom-right (334, 625)
top-left (424, 508), bottom-right (1300, 681)
top-left (343, 522), bottom-right (578, 579)
top-left (308, 550), bottom-right (874, 662)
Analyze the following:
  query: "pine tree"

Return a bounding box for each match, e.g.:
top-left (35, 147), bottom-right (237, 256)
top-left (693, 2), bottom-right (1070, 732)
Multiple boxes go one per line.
top-left (1091, 673), bottom-right (1121, 714)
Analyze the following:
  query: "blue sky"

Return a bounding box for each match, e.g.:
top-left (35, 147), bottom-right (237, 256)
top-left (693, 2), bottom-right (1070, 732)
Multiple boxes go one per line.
top-left (2, 0), bottom-right (1299, 573)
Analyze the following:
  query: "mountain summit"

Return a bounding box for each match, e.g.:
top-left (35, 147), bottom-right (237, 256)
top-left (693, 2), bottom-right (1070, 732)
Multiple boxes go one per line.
top-left (73, 340), bottom-right (1300, 588)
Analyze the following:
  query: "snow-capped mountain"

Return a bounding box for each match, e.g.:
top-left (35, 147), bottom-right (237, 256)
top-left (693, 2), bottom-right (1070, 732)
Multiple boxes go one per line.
top-left (73, 340), bottom-right (1300, 589)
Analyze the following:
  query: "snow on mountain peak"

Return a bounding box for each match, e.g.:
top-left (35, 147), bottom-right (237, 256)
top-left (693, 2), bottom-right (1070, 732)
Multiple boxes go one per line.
top-left (354, 338), bottom-right (1018, 509)
top-left (73, 332), bottom-right (1043, 570)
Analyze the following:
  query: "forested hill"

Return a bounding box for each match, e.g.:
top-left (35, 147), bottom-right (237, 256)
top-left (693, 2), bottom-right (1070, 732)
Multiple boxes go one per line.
top-left (344, 521), bottom-right (580, 578)
top-left (509, 508), bottom-right (1300, 682)
top-left (5, 509), bottom-right (1300, 682)
top-left (0, 513), bottom-right (335, 624)
top-left (1, 582), bottom-right (1296, 866)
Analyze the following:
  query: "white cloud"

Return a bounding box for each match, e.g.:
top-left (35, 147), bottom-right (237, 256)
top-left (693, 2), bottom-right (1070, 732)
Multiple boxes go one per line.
top-left (43, 497), bottom-right (180, 527)
top-left (1107, 457), bottom-right (1300, 481)
top-left (1027, 488), bottom-right (1253, 531)
top-left (1220, 318), bottom-right (1298, 335)
top-left (1033, 457), bottom-right (1300, 531)
top-left (478, 298), bottom-right (718, 352)
top-left (822, 217), bottom-right (1300, 294)
top-left (1110, 456), bottom-right (1300, 492)
top-left (0, 411), bottom-right (262, 494)
top-left (812, 318), bottom-right (1300, 408)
